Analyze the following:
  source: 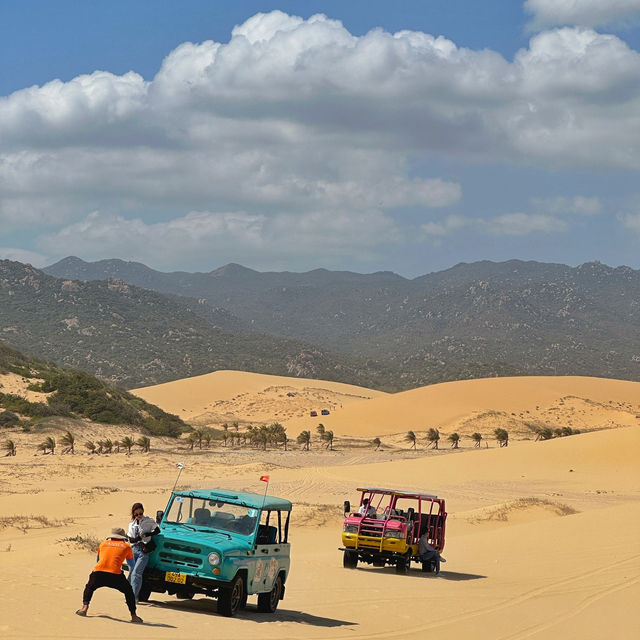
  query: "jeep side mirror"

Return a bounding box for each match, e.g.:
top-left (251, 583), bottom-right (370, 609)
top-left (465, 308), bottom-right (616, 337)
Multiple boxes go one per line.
top-left (156, 510), bottom-right (164, 524)
top-left (343, 500), bottom-right (350, 514)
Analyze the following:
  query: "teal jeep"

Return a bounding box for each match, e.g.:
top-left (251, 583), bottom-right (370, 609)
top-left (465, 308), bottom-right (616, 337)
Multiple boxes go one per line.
top-left (139, 488), bottom-right (292, 617)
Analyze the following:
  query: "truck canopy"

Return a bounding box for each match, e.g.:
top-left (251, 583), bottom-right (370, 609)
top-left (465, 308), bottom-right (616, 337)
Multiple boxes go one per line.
top-left (173, 489), bottom-right (292, 511)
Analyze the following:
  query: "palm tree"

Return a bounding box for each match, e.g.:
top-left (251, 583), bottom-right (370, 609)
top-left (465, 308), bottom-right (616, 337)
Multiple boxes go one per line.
top-left (120, 436), bottom-right (134, 455)
top-left (256, 425), bottom-right (269, 450)
top-left (297, 430), bottom-right (311, 451)
top-left (60, 430), bottom-right (75, 454)
top-left (203, 430), bottom-right (212, 448)
top-left (101, 439), bottom-right (114, 454)
top-left (191, 429), bottom-right (204, 449)
top-left (426, 428), bottom-right (440, 450)
top-left (316, 423), bottom-right (325, 440)
top-left (3, 439), bottom-right (17, 457)
top-left (84, 440), bottom-right (97, 454)
top-left (494, 428), bottom-right (509, 447)
top-left (322, 430), bottom-right (334, 451)
top-left (471, 432), bottom-right (483, 448)
top-left (38, 436), bottom-right (56, 455)
top-left (136, 436), bottom-right (151, 452)
top-left (448, 432), bottom-right (460, 449)
top-left (269, 423), bottom-right (287, 450)
top-left (405, 430), bottom-right (417, 450)
top-left (372, 437), bottom-right (382, 451)
top-left (222, 423), bottom-right (229, 447)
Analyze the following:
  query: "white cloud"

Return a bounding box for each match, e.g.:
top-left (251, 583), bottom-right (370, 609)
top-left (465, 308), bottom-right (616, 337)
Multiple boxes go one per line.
top-left (421, 215), bottom-right (470, 237)
top-left (484, 213), bottom-right (567, 235)
top-left (531, 195), bottom-right (602, 215)
top-left (1, 10), bottom-right (639, 267)
top-left (618, 211), bottom-right (640, 233)
top-left (36, 208), bottom-right (401, 271)
top-left (0, 247), bottom-right (47, 265)
top-left (525, 0), bottom-right (640, 30)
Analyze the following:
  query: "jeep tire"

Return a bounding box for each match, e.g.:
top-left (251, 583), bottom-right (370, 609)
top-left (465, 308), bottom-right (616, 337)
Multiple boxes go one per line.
top-left (137, 580), bottom-right (152, 602)
top-left (257, 575), bottom-right (282, 613)
top-left (218, 574), bottom-right (245, 617)
top-left (343, 550), bottom-right (358, 569)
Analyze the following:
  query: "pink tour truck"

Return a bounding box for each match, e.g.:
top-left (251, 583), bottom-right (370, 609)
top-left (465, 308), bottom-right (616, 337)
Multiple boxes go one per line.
top-left (340, 487), bottom-right (447, 573)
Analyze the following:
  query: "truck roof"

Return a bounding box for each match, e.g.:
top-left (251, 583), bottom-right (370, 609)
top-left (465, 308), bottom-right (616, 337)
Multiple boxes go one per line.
top-left (174, 488), bottom-right (292, 511)
top-left (357, 487), bottom-right (439, 500)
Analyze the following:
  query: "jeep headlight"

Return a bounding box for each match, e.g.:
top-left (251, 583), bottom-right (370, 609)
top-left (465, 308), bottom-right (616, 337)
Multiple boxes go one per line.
top-left (384, 529), bottom-right (404, 539)
top-left (208, 552), bottom-right (221, 566)
top-left (343, 524), bottom-right (359, 534)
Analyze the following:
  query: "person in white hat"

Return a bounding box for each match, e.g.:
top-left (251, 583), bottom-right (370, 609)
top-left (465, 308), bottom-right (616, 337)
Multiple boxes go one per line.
top-left (75, 527), bottom-right (143, 623)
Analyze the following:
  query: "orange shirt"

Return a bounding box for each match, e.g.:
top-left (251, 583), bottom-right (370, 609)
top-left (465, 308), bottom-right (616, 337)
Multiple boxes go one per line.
top-left (93, 538), bottom-right (133, 574)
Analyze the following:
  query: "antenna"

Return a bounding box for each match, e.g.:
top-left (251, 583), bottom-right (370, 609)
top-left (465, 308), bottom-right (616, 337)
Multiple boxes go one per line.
top-left (172, 462), bottom-right (185, 493)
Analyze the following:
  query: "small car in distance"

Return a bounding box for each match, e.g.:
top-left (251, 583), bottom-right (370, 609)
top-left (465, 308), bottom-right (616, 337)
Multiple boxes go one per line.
top-left (340, 487), bottom-right (446, 573)
top-left (310, 410), bottom-right (318, 417)
top-left (321, 409), bottom-right (330, 415)
top-left (140, 488), bottom-right (292, 616)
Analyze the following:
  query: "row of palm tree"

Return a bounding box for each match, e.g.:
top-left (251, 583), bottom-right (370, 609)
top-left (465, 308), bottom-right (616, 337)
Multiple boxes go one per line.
top-left (84, 436), bottom-right (151, 454)
top-left (185, 423), bottom-right (289, 451)
top-left (28, 431), bottom-right (151, 455)
top-left (404, 428), bottom-right (509, 449)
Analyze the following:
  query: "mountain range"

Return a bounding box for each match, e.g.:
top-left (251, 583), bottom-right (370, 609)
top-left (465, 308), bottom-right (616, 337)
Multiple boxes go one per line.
top-left (1, 257), bottom-right (637, 391)
top-left (42, 256), bottom-right (640, 385)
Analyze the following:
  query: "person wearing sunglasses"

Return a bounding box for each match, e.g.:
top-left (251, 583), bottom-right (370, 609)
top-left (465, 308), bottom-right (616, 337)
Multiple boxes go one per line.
top-left (126, 502), bottom-right (160, 601)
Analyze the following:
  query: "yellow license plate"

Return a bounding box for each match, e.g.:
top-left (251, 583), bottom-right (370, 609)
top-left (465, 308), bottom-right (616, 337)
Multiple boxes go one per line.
top-left (165, 571), bottom-right (187, 584)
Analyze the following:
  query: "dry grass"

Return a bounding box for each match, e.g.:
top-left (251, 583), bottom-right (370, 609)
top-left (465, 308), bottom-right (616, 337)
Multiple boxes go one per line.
top-left (468, 498), bottom-right (578, 524)
top-left (0, 514), bottom-right (73, 533)
top-left (58, 534), bottom-right (101, 553)
top-left (78, 486), bottom-right (120, 501)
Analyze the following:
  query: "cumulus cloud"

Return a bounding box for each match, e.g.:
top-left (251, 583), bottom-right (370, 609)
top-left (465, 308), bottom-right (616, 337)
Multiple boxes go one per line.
top-left (0, 247), bottom-right (47, 265)
top-left (525, 0), bottom-right (640, 30)
top-left (618, 211), bottom-right (640, 233)
top-left (1, 10), bottom-right (638, 267)
top-left (421, 215), bottom-right (470, 238)
top-left (483, 213), bottom-right (567, 235)
top-left (36, 208), bottom-right (402, 271)
top-left (531, 195), bottom-right (602, 215)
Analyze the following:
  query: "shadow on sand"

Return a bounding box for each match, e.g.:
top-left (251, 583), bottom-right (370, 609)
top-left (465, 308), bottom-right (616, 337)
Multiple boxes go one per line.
top-left (359, 567), bottom-right (486, 581)
top-left (146, 598), bottom-right (356, 628)
top-left (91, 613), bottom-right (176, 628)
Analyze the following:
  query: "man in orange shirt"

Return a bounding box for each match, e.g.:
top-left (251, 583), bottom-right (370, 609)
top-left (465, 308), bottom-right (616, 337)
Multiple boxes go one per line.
top-left (75, 527), bottom-right (143, 623)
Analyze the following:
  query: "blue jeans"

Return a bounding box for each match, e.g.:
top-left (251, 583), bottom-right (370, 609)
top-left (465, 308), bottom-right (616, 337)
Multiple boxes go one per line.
top-left (128, 545), bottom-right (149, 598)
top-left (420, 548), bottom-right (440, 574)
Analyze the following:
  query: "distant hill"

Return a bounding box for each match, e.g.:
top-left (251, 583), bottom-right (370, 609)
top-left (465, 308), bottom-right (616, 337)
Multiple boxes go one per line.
top-left (2, 260), bottom-right (436, 391)
top-left (44, 257), bottom-right (640, 383)
top-left (0, 341), bottom-right (187, 436)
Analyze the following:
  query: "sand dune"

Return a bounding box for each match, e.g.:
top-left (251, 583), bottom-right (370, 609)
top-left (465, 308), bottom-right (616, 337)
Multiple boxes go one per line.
top-left (2, 373), bottom-right (639, 639)
top-left (133, 372), bottom-right (640, 443)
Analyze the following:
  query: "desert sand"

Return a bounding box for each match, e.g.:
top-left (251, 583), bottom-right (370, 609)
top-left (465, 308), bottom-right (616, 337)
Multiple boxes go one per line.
top-left (1, 372), bottom-right (639, 639)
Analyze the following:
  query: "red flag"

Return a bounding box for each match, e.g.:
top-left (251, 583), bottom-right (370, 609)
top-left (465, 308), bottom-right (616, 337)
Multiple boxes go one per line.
top-left (260, 475), bottom-right (270, 483)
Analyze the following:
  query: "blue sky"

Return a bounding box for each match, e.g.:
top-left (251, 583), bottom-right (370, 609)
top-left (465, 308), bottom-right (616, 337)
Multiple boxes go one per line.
top-left (1, 0), bottom-right (639, 277)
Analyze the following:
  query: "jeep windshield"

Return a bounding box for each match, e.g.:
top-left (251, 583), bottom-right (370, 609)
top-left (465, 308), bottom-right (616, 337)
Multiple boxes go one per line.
top-left (165, 495), bottom-right (258, 536)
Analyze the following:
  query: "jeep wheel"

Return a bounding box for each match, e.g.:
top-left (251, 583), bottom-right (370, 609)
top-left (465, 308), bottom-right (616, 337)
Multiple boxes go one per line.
top-left (257, 575), bottom-right (282, 613)
top-left (138, 581), bottom-right (152, 602)
top-left (218, 574), bottom-right (245, 617)
top-left (395, 557), bottom-right (409, 574)
top-left (343, 550), bottom-right (358, 569)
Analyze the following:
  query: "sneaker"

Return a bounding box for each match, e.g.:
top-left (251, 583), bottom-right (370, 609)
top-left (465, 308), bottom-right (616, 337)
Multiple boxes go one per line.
top-left (75, 609), bottom-right (87, 617)
top-left (131, 615), bottom-right (144, 624)
top-left (439, 556), bottom-right (446, 563)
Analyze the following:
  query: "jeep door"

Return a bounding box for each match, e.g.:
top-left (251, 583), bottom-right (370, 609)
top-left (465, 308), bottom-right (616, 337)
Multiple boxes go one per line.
top-left (250, 508), bottom-right (290, 594)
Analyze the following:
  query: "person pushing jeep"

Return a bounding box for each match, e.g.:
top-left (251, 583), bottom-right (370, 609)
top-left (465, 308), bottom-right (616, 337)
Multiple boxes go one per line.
top-left (75, 527), bottom-right (143, 624)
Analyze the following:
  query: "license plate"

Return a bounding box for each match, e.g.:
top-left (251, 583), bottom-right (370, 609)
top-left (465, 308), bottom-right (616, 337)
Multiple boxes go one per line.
top-left (165, 571), bottom-right (187, 584)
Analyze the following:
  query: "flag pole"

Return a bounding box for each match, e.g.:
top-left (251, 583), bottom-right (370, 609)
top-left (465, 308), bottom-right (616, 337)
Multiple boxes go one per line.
top-left (259, 475), bottom-right (270, 510)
